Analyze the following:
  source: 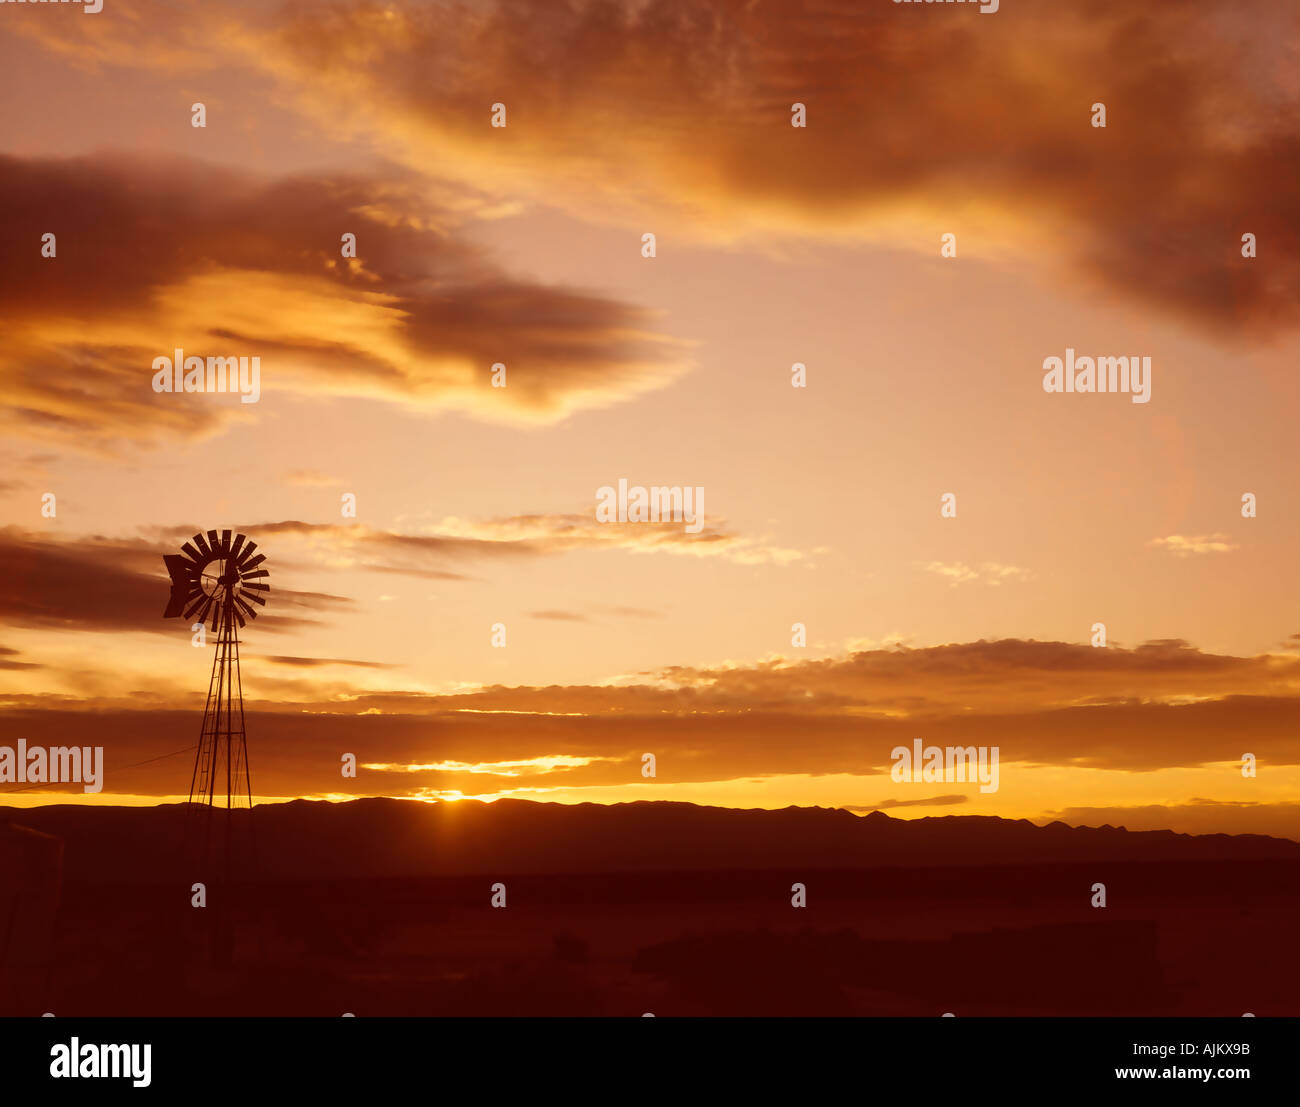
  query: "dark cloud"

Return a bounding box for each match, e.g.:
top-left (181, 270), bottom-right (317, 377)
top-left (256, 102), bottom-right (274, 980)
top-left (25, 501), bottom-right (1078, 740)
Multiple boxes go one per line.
top-left (847, 795), bottom-right (969, 812)
top-left (0, 152), bottom-right (689, 449)
top-left (8, 3), bottom-right (1295, 342)
top-left (256, 655), bottom-right (394, 669)
top-left (0, 527), bottom-right (349, 635)
top-left (229, 0), bottom-right (1300, 337)
top-left (0, 646), bottom-right (41, 671)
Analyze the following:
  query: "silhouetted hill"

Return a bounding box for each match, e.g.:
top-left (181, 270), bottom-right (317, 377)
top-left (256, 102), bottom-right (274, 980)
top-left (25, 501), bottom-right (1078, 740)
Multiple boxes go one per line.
top-left (4, 798), bottom-right (1297, 883)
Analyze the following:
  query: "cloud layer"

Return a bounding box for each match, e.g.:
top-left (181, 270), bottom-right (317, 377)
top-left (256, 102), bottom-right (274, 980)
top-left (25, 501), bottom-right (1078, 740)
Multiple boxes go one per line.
top-left (14, 0), bottom-right (1295, 335)
top-left (6, 637), bottom-right (1300, 801)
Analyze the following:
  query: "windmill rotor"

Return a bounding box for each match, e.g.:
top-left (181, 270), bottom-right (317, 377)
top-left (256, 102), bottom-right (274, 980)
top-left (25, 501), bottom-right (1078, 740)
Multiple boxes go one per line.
top-left (164, 530), bottom-right (270, 630)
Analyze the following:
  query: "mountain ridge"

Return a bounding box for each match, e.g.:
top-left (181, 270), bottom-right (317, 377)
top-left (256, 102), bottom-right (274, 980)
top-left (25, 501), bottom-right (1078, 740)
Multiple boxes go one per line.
top-left (5, 796), bottom-right (1297, 882)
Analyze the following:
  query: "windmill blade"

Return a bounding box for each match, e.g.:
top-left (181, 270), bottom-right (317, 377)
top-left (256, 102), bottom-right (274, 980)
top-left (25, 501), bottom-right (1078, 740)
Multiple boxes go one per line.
top-left (183, 589), bottom-right (212, 621)
top-left (233, 595), bottom-right (257, 622)
top-left (241, 554), bottom-right (266, 572)
top-left (235, 542), bottom-right (259, 567)
top-left (180, 541), bottom-right (203, 563)
top-left (196, 594), bottom-right (219, 627)
top-left (192, 531), bottom-right (212, 559)
top-left (220, 529), bottom-right (233, 555)
top-left (206, 530), bottom-right (222, 556)
top-left (242, 582), bottom-right (269, 595)
top-left (240, 568), bottom-right (269, 582)
top-left (183, 584), bottom-right (215, 618)
top-left (229, 533), bottom-right (247, 562)
top-left (242, 590), bottom-right (267, 607)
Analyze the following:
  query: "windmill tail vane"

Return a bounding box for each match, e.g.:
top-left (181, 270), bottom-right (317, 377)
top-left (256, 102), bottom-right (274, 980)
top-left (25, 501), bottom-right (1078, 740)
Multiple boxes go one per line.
top-left (163, 530), bottom-right (270, 878)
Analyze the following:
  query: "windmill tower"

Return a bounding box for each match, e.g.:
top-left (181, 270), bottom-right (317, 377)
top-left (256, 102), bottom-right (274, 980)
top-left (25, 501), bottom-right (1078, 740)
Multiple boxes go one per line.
top-left (162, 530), bottom-right (269, 913)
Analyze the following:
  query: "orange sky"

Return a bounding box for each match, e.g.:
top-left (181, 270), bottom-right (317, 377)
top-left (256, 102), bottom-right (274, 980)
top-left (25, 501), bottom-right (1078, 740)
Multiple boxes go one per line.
top-left (1, 0), bottom-right (1298, 839)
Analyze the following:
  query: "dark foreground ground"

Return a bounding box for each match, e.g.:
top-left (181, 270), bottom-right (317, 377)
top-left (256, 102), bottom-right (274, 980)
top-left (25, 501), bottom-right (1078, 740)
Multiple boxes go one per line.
top-left (18, 860), bottom-right (1296, 1016)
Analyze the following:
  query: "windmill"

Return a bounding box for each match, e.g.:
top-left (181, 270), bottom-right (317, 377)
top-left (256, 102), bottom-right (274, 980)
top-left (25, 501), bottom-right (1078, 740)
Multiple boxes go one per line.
top-left (163, 530), bottom-right (269, 904)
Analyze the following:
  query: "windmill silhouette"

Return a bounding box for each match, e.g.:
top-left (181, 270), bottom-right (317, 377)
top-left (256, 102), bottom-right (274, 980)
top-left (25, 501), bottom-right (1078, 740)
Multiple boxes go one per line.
top-left (163, 529), bottom-right (269, 957)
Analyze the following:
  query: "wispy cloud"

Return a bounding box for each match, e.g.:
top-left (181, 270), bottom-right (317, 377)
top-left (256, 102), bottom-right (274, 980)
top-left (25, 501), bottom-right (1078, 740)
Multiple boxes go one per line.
top-left (281, 470), bottom-right (343, 489)
top-left (361, 754), bottom-right (617, 776)
top-left (921, 561), bottom-right (1030, 587)
top-left (255, 655), bottom-right (395, 670)
top-left (1149, 534), bottom-right (1238, 557)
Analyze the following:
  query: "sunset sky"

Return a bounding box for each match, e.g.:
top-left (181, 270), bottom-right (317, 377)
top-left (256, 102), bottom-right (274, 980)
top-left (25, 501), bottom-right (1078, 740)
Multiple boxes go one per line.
top-left (1, 0), bottom-right (1298, 838)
